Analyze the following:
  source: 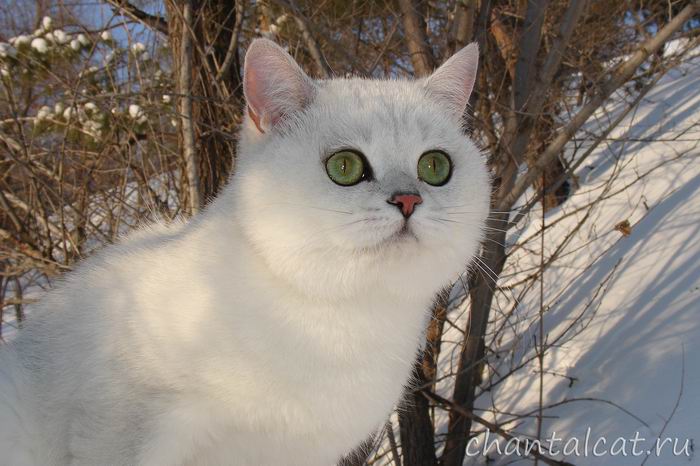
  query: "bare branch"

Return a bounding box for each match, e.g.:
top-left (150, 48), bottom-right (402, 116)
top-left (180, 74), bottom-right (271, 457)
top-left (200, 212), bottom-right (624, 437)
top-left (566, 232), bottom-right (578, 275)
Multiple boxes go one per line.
top-left (498, 1), bottom-right (700, 211)
top-left (1, 190), bottom-right (62, 239)
top-left (106, 0), bottom-right (169, 34)
top-left (532, 0), bottom-right (589, 111)
top-left (176, 0), bottom-right (201, 214)
top-left (425, 390), bottom-right (575, 466)
top-left (513, 0), bottom-right (550, 112)
top-left (507, 0), bottom-right (589, 163)
top-left (508, 64), bottom-right (668, 230)
top-left (270, 0), bottom-right (332, 78)
top-left (397, 0), bottom-right (436, 77)
top-left (216, 0), bottom-right (245, 82)
top-left (447, 0), bottom-right (475, 56)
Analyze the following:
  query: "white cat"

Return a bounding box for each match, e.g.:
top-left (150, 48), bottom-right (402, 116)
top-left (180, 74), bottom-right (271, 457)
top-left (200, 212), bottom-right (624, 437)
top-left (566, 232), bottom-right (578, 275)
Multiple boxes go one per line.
top-left (0, 39), bottom-right (489, 465)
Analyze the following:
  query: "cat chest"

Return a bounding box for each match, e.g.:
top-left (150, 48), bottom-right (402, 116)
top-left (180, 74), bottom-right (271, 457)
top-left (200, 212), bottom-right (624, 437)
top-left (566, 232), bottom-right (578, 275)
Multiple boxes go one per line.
top-left (252, 313), bottom-right (420, 433)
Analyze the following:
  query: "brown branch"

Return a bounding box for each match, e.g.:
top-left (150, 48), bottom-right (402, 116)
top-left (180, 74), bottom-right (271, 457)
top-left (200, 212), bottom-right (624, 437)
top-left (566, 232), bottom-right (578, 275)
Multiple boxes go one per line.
top-left (270, 0), bottom-right (332, 78)
top-left (1, 190), bottom-right (62, 239)
top-left (397, 0), bottom-right (436, 77)
top-left (176, 0), bottom-right (201, 214)
top-left (424, 390), bottom-right (575, 466)
top-left (0, 228), bottom-right (69, 273)
top-left (507, 0), bottom-right (589, 166)
top-left (530, 0), bottom-right (589, 112)
top-left (106, 0), bottom-right (169, 34)
top-left (507, 63), bottom-right (669, 230)
top-left (216, 0), bottom-right (245, 82)
top-left (366, 18), bottom-right (399, 75)
top-left (498, 0), bottom-right (700, 211)
top-left (447, 0), bottom-right (476, 56)
top-left (440, 221), bottom-right (508, 466)
top-left (490, 9), bottom-right (516, 80)
top-left (513, 0), bottom-right (549, 112)
top-left (385, 421), bottom-right (402, 466)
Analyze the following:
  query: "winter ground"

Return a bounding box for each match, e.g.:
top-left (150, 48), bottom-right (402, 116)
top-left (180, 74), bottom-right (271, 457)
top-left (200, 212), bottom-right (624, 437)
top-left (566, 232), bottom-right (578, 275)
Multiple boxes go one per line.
top-left (437, 51), bottom-right (700, 465)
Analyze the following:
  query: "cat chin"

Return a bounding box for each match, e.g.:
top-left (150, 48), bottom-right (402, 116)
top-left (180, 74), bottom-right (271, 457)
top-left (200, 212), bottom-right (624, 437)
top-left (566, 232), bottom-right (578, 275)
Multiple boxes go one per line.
top-left (350, 222), bottom-right (419, 253)
top-left (278, 241), bottom-right (471, 304)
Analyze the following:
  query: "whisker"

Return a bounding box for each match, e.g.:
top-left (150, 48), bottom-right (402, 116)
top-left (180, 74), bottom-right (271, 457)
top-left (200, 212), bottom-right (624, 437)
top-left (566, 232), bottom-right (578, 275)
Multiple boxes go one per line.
top-left (445, 213), bottom-right (511, 225)
top-left (473, 255), bottom-right (523, 309)
top-left (470, 259), bottom-right (500, 298)
top-left (439, 203), bottom-right (513, 214)
top-left (254, 201), bottom-right (354, 215)
top-left (428, 217), bottom-right (463, 225)
top-left (445, 210), bottom-right (510, 217)
top-left (481, 225), bottom-right (511, 233)
top-left (473, 255), bottom-right (500, 284)
top-left (306, 206), bottom-right (354, 215)
top-left (483, 237), bottom-right (507, 248)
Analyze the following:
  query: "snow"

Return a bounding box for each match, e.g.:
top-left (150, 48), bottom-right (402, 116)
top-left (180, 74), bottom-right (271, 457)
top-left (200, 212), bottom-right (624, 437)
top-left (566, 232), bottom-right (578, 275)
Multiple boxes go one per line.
top-left (11, 35), bottom-right (31, 48)
top-left (53, 30), bottom-right (69, 45)
top-left (83, 102), bottom-right (98, 114)
top-left (128, 104), bottom-right (142, 118)
top-left (0, 43), bottom-right (16, 58)
top-left (30, 38), bottom-right (48, 54)
top-left (131, 42), bottom-right (146, 54)
top-left (77, 33), bottom-right (90, 47)
top-left (36, 106), bottom-right (51, 120)
top-left (453, 52), bottom-right (700, 465)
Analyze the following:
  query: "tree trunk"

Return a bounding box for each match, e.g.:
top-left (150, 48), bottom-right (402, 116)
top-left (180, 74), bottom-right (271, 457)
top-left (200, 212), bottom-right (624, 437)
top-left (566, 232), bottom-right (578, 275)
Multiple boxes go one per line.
top-left (397, 0), bottom-right (436, 76)
top-left (440, 214), bottom-right (508, 466)
top-left (399, 363), bottom-right (437, 466)
top-left (166, 0), bottom-right (243, 207)
top-left (399, 297), bottom-right (447, 466)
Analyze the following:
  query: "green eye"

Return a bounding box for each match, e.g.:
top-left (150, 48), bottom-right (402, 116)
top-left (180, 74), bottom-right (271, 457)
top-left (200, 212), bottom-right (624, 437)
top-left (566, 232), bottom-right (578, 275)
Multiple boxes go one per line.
top-left (326, 150), bottom-right (366, 186)
top-left (417, 150), bottom-right (452, 186)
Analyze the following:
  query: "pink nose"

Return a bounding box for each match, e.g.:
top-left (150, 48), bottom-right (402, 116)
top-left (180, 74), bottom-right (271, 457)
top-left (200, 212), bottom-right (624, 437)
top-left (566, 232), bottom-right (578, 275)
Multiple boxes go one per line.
top-left (388, 193), bottom-right (423, 218)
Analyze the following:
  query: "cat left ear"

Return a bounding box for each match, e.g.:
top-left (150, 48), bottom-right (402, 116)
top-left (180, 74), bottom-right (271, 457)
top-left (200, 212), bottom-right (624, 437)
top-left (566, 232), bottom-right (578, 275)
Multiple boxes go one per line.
top-left (424, 43), bottom-right (479, 119)
top-left (243, 39), bottom-right (316, 133)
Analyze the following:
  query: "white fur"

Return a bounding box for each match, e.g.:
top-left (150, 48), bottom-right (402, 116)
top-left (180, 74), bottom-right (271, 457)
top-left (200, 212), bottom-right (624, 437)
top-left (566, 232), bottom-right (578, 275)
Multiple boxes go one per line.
top-left (0, 39), bottom-right (489, 465)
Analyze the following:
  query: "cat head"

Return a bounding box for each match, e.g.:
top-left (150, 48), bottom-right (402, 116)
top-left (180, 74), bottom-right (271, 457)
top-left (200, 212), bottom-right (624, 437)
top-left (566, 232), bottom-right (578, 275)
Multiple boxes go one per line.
top-left (230, 39), bottom-right (490, 302)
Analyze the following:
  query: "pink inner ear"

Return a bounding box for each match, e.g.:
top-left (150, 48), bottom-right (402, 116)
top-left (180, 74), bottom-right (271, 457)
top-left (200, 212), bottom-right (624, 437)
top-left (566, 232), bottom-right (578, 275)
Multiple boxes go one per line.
top-left (243, 61), bottom-right (272, 128)
top-left (244, 61), bottom-right (264, 132)
top-left (248, 106), bottom-right (265, 134)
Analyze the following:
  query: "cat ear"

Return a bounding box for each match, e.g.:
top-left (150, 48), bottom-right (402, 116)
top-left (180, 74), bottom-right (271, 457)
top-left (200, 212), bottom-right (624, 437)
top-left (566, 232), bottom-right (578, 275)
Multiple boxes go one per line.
top-left (424, 43), bottom-right (479, 118)
top-left (243, 39), bottom-right (316, 133)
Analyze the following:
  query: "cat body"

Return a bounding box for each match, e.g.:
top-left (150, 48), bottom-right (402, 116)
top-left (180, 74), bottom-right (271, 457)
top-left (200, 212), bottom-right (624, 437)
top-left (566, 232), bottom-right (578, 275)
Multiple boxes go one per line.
top-left (0, 39), bottom-right (489, 465)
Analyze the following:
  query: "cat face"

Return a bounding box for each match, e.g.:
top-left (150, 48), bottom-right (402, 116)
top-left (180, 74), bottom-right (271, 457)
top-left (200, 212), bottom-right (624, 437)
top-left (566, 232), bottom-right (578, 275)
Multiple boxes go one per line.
top-left (232, 39), bottom-right (490, 301)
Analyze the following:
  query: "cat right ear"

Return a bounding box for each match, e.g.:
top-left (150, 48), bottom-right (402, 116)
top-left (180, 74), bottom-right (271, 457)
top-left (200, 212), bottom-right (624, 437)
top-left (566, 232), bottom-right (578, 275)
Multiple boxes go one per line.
top-left (243, 39), bottom-right (316, 134)
top-left (424, 43), bottom-right (479, 119)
